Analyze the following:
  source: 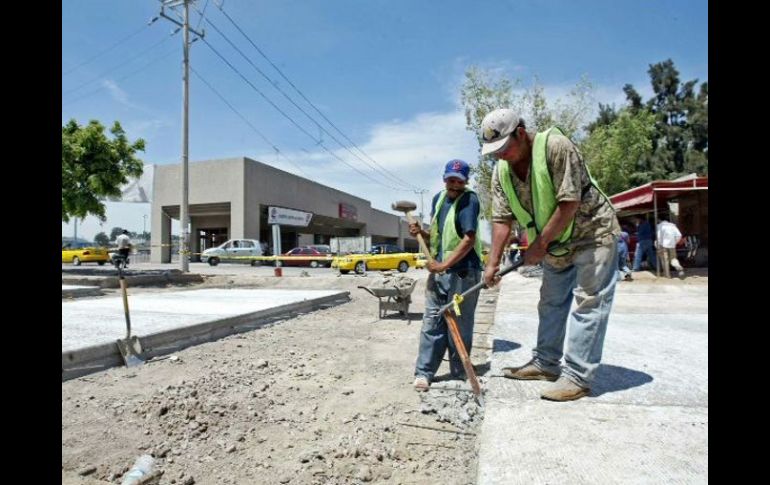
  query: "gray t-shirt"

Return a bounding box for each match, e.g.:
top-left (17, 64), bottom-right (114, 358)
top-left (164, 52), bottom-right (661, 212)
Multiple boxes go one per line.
top-left (491, 132), bottom-right (620, 268)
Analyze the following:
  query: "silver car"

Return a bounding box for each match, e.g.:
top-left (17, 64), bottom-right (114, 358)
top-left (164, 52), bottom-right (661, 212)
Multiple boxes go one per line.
top-left (201, 239), bottom-right (264, 266)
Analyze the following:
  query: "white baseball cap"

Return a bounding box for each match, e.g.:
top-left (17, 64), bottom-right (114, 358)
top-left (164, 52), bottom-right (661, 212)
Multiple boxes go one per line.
top-left (480, 109), bottom-right (525, 156)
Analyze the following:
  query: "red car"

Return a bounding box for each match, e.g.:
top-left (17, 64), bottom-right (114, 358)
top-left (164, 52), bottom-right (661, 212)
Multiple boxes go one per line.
top-left (281, 247), bottom-right (332, 267)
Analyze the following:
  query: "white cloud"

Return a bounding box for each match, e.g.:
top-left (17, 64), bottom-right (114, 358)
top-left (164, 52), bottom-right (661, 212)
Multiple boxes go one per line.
top-left (271, 110), bottom-right (481, 220)
top-left (103, 79), bottom-right (133, 107)
top-left (124, 119), bottom-right (172, 141)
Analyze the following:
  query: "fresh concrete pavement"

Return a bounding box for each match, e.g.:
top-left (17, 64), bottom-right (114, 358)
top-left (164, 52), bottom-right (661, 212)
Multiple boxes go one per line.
top-left (477, 271), bottom-right (708, 484)
top-left (62, 284), bottom-right (351, 380)
top-left (62, 288), bottom-right (347, 352)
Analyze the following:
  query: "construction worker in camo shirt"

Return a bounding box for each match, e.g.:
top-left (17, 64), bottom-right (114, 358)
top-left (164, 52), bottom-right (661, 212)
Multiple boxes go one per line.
top-left (480, 108), bottom-right (621, 402)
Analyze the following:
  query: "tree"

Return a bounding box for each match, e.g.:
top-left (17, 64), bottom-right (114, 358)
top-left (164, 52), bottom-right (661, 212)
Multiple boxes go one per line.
top-left (460, 66), bottom-right (517, 220)
top-left (94, 232), bottom-right (110, 247)
top-left (110, 227), bottom-right (125, 241)
top-left (460, 67), bottom-right (595, 218)
top-left (623, 59), bottom-right (708, 179)
top-left (584, 59), bottom-right (708, 190)
top-left (62, 119), bottom-right (145, 223)
top-left (581, 108), bottom-right (656, 195)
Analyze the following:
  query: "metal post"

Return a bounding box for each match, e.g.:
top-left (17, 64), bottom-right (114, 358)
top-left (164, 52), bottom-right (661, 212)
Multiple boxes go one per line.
top-left (73, 217), bottom-right (78, 244)
top-left (272, 224), bottom-right (282, 266)
top-left (653, 190), bottom-right (659, 277)
top-left (179, 0), bottom-right (190, 272)
top-left (159, 1), bottom-right (204, 271)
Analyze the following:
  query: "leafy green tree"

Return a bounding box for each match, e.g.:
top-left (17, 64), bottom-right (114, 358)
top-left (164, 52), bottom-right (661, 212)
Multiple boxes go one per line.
top-left (62, 119), bottom-right (145, 222)
top-left (110, 227), bottom-right (125, 241)
top-left (94, 232), bottom-right (110, 247)
top-left (625, 59), bottom-right (708, 179)
top-left (582, 109), bottom-right (656, 195)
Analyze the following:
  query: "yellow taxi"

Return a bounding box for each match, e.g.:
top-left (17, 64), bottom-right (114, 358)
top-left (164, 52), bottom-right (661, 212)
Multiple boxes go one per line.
top-left (332, 244), bottom-right (418, 274)
top-left (415, 254), bottom-right (428, 269)
top-left (62, 243), bottom-right (109, 266)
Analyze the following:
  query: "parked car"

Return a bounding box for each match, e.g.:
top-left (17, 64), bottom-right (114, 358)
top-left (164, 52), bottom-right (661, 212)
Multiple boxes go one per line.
top-left (201, 239), bottom-right (263, 266)
top-left (281, 247), bottom-right (332, 267)
top-left (62, 242), bottom-right (109, 266)
top-left (332, 250), bottom-right (417, 274)
top-left (415, 253), bottom-right (428, 269)
top-left (307, 244), bottom-right (332, 254)
top-left (370, 244), bottom-right (405, 255)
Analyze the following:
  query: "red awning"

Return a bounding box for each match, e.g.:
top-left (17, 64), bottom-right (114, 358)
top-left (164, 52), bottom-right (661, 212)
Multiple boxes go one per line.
top-left (609, 176), bottom-right (708, 212)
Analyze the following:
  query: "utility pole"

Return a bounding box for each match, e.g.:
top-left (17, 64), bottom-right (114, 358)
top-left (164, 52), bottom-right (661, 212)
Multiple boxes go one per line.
top-left (414, 189), bottom-right (428, 225)
top-left (159, 0), bottom-right (204, 272)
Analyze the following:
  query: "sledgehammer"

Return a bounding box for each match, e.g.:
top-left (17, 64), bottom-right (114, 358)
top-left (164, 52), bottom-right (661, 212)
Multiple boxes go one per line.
top-left (392, 199), bottom-right (482, 396)
top-left (391, 200), bottom-right (432, 260)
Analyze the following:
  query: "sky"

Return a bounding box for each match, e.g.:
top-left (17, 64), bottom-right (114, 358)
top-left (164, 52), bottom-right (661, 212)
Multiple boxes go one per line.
top-left (62, 0), bottom-right (708, 242)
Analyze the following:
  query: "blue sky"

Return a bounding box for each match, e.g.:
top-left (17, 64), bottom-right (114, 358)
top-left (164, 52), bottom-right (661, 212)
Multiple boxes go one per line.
top-left (62, 0), bottom-right (708, 241)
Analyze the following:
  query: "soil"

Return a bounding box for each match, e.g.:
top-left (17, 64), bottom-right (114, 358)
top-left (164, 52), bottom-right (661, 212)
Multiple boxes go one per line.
top-left (62, 271), bottom-right (500, 485)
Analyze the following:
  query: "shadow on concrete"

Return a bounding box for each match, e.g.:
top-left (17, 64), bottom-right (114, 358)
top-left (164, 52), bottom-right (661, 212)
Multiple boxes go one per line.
top-left (381, 312), bottom-right (424, 321)
top-left (591, 364), bottom-right (654, 396)
top-left (492, 339), bottom-right (522, 354)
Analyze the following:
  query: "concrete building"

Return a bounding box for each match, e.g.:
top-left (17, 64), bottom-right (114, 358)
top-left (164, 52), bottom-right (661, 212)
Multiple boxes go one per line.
top-left (151, 157), bottom-right (418, 263)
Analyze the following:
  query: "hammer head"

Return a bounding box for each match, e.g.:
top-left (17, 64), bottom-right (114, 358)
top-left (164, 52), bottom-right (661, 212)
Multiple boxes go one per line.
top-left (391, 200), bottom-right (417, 213)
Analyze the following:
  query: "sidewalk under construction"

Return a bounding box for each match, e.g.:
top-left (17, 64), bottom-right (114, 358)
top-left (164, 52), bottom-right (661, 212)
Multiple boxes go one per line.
top-left (477, 273), bottom-right (708, 484)
top-left (62, 288), bottom-right (350, 381)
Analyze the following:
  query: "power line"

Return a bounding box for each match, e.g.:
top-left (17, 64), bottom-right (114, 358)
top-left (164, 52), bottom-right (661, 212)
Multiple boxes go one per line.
top-left (199, 36), bottom-right (406, 191)
top-left (199, 5), bottom-right (419, 191)
top-left (194, 0), bottom-right (209, 31)
top-left (62, 33), bottom-right (176, 97)
top-left (190, 66), bottom-right (315, 180)
top-left (63, 22), bottom-right (153, 76)
top-left (212, 2), bottom-right (424, 192)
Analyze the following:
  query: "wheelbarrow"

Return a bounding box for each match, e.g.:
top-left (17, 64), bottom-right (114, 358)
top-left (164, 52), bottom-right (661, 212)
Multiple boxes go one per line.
top-left (358, 278), bottom-right (418, 320)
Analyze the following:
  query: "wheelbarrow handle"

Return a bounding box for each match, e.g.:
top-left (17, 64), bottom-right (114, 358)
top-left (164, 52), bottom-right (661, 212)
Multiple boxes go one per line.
top-left (437, 258), bottom-right (525, 315)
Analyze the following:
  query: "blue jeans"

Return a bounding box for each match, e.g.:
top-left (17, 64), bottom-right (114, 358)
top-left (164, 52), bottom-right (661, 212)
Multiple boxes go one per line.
top-left (415, 269), bottom-right (481, 381)
top-left (531, 240), bottom-right (618, 388)
top-left (632, 239), bottom-right (656, 271)
top-left (617, 243), bottom-right (631, 280)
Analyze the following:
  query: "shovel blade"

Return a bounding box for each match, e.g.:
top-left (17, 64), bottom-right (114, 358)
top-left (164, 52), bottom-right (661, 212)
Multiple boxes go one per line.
top-left (116, 336), bottom-right (144, 367)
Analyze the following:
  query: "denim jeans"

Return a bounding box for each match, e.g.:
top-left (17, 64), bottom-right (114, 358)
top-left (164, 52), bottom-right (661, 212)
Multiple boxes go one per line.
top-left (632, 239), bottom-right (656, 271)
top-left (617, 243), bottom-right (631, 280)
top-left (531, 239), bottom-right (618, 388)
top-left (415, 269), bottom-right (481, 381)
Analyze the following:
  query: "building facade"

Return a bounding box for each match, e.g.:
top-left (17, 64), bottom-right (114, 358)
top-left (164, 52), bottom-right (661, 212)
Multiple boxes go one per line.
top-left (151, 157), bottom-right (417, 262)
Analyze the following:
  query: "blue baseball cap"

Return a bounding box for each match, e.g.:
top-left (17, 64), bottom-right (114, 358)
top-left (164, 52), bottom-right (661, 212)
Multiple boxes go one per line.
top-left (443, 159), bottom-right (470, 181)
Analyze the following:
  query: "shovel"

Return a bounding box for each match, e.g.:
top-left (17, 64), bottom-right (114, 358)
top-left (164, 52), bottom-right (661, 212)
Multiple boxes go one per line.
top-left (437, 256), bottom-right (525, 316)
top-left (114, 256), bottom-right (144, 367)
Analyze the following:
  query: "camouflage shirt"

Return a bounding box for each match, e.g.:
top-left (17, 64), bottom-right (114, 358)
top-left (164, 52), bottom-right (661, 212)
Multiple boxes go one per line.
top-left (491, 132), bottom-right (620, 268)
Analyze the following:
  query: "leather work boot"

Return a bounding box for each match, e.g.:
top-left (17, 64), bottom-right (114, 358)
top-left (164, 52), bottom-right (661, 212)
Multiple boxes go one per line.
top-left (502, 360), bottom-right (559, 381)
top-left (540, 376), bottom-right (590, 402)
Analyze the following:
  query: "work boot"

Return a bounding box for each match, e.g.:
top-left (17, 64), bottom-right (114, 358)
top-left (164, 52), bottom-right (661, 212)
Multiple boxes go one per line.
top-left (413, 376), bottom-right (429, 392)
top-left (540, 376), bottom-right (590, 402)
top-left (502, 360), bottom-right (559, 381)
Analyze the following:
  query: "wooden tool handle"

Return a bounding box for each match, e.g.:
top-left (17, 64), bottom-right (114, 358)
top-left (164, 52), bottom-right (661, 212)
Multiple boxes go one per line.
top-left (404, 211), bottom-right (433, 261)
top-left (443, 311), bottom-right (481, 396)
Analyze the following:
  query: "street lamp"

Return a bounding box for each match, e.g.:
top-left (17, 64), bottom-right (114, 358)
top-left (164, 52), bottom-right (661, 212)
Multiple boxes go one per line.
top-left (143, 214), bottom-right (148, 237)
